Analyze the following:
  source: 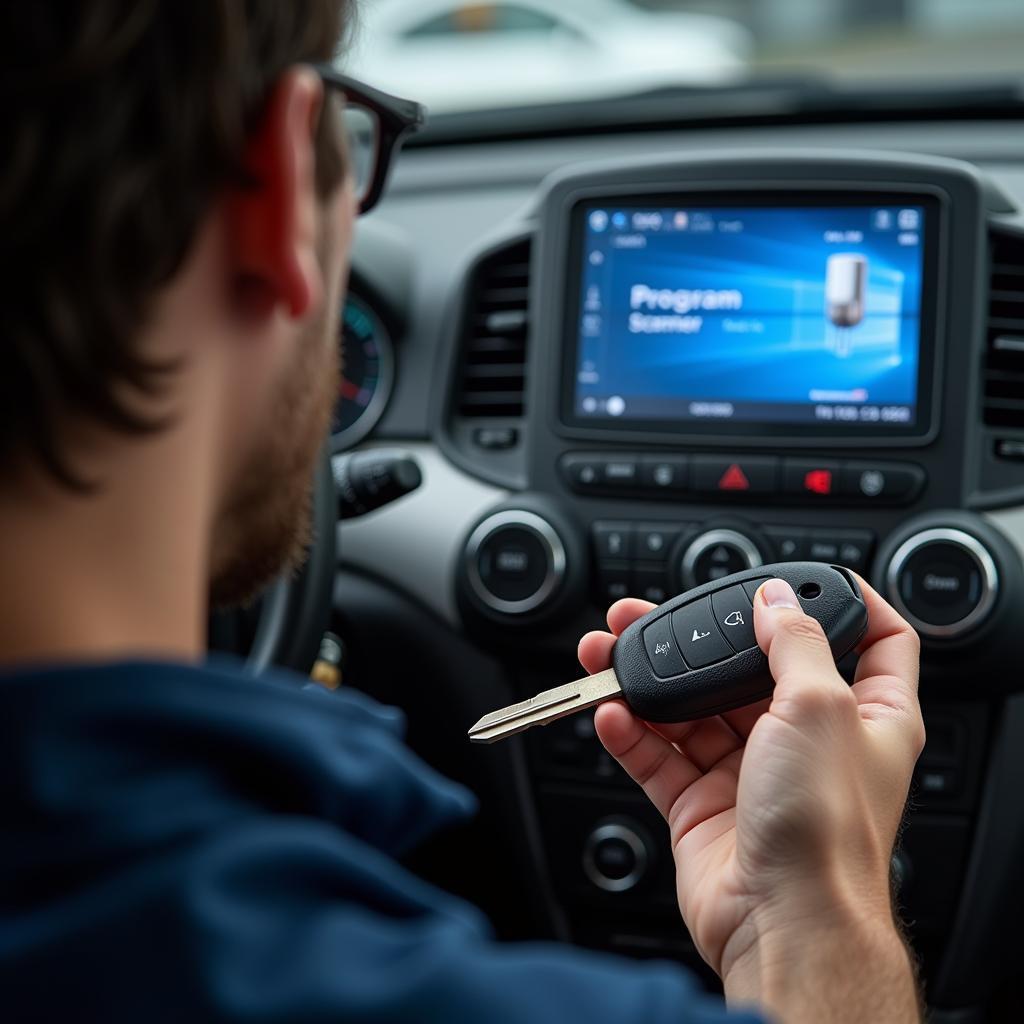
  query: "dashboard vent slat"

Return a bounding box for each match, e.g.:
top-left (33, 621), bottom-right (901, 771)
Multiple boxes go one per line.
top-left (455, 239), bottom-right (531, 420)
top-left (984, 231), bottom-right (1024, 430)
top-left (994, 335), bottom-right (1024, 353)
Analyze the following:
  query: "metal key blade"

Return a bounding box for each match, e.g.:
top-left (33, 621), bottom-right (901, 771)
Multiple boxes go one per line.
top-left (467, 668), bottom-right (622, 744)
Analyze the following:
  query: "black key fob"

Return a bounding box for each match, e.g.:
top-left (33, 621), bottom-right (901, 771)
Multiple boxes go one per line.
top-left (612, 562), bottom-right (868, 722)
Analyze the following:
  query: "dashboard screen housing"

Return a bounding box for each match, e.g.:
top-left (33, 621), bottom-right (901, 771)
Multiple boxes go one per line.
top-left (559, 191), bottom-right (943, 444)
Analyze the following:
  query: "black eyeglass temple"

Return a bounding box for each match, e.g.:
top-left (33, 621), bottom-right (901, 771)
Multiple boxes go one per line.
top-left (309, 63), bottom-right (427, 133)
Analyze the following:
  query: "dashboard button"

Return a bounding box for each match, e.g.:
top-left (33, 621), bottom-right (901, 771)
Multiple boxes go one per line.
top-left (561, 454), bottom-right (605, 491)
top-left (841, 462), bottom-right (925, 503)
top-left (603, 458), bottom-right (639, 487)
top-left (700, 543), bottom-right (748, 581)
top-left (783, 459), bottom-right (841, 498)
top-left (835, 530), bottom-right (875, 573)
top-left (711, 586), bottom-right (757, 653)
top-left (632, 566), bottom-right (669, 605)
top-left (593, 522), bottom-right (634, 561)
top-left (475, 530), bottom-right (548, 603)
top-left (635, 523), bottom-right (683, 562)
top-left (807, 533), bottom-right (841, 563)
top-left (806, 529), bottom-right (875, 572)
top-left (643, 616), bottom-right (687, 678)
top-left (765, 526), bottom-right (807, 561)
top-left (473, 426), bottom-right (518, 450)
top-left (904, 550), bottom-right (983, 624)
top-left (640, 455), bottom-right (689, 492)
top-left (597, 562), bottom-right (631, 604)
top-left (693, 456), bottom-right (779, 495)
top-left (915, 766), bottom-right (962, 798)
top-left (671, 598), bottom-right (733, 669)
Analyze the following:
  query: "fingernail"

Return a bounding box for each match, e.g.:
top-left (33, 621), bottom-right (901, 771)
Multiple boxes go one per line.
top-left (761, 578), bottom-right (800, 609)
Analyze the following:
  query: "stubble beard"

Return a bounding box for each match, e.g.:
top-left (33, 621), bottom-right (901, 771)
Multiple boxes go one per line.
top-left (207, 298), bottom-right (339, 611)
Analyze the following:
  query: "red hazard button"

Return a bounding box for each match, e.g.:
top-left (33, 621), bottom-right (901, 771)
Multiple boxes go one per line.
top-left (693, 457), bottom-right (779, 496)
top-left (718, 464), bottom-right (749, 491)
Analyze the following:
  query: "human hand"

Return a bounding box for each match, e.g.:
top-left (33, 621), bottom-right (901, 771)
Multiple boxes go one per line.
top-left (578, 577), bottom-right (924, 1022)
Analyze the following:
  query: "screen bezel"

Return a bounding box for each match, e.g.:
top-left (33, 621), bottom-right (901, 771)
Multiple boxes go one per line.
top-left (558, 189), bottom-right (944, 445)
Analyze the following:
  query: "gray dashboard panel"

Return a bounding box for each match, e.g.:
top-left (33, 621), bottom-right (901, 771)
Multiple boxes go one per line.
top-left (337, 444), bottom-right (506, 626)
top-left (343, 123), bottom-right (1024, 618)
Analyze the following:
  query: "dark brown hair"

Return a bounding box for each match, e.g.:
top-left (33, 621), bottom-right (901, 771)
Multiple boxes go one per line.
top-left (0, 1), bottom-right (352, 488)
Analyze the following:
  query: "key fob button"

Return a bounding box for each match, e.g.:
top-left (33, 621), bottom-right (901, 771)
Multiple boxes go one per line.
top-left (671, 598), bottom-right (733, 669)
top-left (711, 585), bottom-right (758, 653)
top-left (642, 616), bottom-right (687, 679)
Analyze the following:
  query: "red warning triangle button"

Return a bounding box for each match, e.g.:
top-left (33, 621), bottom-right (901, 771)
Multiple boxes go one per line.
top-left (718, 463), bottom-right (750, 491)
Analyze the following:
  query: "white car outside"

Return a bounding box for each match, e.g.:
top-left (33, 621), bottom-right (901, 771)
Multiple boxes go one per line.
top-left (344, 0), bottom-right (753, 114)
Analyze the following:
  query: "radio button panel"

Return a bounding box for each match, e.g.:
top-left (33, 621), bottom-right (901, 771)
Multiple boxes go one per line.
top-left (564, 452), bottom-right (924, 506)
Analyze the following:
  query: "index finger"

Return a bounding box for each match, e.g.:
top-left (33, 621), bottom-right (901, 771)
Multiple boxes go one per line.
top-left (606, 597), bottom-right (657, 636)
top-left (577, 598), bottom-right (658, 677)
top-left (847, 574), bottom-right (925, 763)
top-left (850, 573), bottom-right (921, 691)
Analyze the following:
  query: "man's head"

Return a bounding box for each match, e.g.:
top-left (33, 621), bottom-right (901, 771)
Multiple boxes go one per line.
top-left (0, 1), bottom-right (357, 608)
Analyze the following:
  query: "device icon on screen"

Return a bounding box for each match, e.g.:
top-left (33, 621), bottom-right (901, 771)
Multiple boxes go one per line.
top-left (826, 254), bottom-right (867, 328)
top-left (825, 253), bottom-right (868, 357)
top-left (898, 208), bottom-right (920, 230)
top-left (589, 210), bottom-right (609, 232)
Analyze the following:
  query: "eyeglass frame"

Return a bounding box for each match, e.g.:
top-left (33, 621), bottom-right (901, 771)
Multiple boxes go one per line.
top-left (310, 63), bottom-right (427, 215)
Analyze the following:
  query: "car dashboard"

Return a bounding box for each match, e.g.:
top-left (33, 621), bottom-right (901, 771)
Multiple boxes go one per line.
top-left (329, 116), bottom-right (1024, 1019)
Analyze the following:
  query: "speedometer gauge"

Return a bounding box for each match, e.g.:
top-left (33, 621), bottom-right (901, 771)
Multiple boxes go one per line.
top-left (331, 294), bottom-right (394, 452)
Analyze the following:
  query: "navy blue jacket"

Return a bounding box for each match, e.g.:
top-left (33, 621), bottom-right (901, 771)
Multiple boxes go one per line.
top-left (0, 660), bottom-right (761, 1022)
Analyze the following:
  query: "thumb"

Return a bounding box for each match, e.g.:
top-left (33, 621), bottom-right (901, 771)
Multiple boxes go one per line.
top-left (753, 578), bottom-right (852, 715)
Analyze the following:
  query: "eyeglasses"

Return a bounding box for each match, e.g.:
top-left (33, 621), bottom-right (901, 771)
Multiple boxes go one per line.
top-left (311, 64), bottom-right (427, 215)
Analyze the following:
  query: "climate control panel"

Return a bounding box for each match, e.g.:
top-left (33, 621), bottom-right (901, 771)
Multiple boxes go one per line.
top-left (592, 519), bottom-right (874, 605)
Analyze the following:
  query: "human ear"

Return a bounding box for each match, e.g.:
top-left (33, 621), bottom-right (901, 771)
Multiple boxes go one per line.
top-left (226, 67), bottom-right (325, 321)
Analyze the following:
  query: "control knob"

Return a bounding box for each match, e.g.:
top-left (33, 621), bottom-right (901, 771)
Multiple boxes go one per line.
top-left (464, 510), bottom-right (568, 616)
top-left (680, 528), bottom-right (764, 590)
top-left (884, 527), bottom-right (998, 640)
top-left (582, 821), bottom-right (650, 893)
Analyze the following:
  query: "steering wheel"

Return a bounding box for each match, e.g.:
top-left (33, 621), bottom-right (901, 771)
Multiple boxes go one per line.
top-left (209, 445), bottom-right (338, 675)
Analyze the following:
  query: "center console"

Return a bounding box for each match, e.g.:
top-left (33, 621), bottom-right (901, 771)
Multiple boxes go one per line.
top-left (432, 151), bottom-right (1024, 989)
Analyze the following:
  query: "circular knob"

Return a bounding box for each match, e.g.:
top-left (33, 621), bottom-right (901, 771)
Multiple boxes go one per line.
top-left (464, 510), bottom-right (567, 616)
top-left (885, 528), bottom-right (998, 639)
top-left (681, 529), bottom-right (763, 590)
top-left (583, 822), bottom-right (648, 893)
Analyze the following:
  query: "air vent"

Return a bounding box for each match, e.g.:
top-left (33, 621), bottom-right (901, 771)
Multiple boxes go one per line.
top-left (455, 239), bottom-right (531, 419)
top-left (984, 230), bottom-right (1024, 429)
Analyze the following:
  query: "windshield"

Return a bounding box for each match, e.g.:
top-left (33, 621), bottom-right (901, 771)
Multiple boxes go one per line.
top-left (344, 0), bottom-right (1024, 115)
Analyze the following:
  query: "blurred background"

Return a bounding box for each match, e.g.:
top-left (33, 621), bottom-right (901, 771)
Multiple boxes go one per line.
top-left (343, 0), bottom-right (1024, 114)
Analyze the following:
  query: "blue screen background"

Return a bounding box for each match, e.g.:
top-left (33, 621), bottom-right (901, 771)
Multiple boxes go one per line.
top-left (574, 205), bottom-right (925, 426)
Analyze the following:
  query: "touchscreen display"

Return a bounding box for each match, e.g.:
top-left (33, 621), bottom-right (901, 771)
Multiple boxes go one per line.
top-left (570, 201), bottom-right (928, 431)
